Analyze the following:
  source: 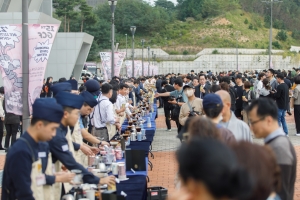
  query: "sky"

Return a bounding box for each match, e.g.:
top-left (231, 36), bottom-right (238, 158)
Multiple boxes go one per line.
top-left (143, 0), bottom-right (178, 6)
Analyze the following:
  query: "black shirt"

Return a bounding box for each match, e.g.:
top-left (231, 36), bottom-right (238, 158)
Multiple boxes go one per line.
top-left (234, 85), bottom-right (243, 110)
top-left (274, 83), bottom-right (289, 110)
top-left (161, 85), bottom-right (175, 109)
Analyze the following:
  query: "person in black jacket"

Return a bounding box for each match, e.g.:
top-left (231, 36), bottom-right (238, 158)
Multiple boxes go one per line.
top-left (272, 73), bottom-right (289, 135)
top-left (194, 74), bottom-right (211, 99)
top-left (155, 76), bottom-right (163, 108)
top-left (283, 71), bottom-right (292, 115)
top-left (247, 98), bottom-right (296, 200)
top-left (133, 80), bottom-right (143, 103)
top-left (3, 99), bottom-right (20, 151)
top-left (161, 80), bottom-right (175, 131)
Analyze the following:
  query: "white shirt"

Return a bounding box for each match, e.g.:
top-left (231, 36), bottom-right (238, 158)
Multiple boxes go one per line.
top-left (92, 95), bottom-right (116, 128)
top-left (116, 94), bottom-right (132, 115)
top-left (256, 80), bottom-right (263, 98)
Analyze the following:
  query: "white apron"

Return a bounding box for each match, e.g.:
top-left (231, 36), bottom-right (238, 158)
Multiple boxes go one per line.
top-left (43, 152), bottom-right (54, 200)
top-left (19, 137), bottom-right (44, 200)
top-left (53, 128), bottom-right (75, 200)
top-left (107, 104), bottom-right (119, 140)
top-left (72, 121), bottom-right (88, 167)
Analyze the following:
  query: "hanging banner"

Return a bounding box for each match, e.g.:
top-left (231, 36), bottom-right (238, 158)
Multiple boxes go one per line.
top-left (125, 60), bottom-right (132, 78)
top-left (124, 60), bottom-right (145, 77)
top-left (134, 60), bottom-right (142, 77)
top-left (28, 24), bottom-right (59, 113)
top-left (100, 52), bottom-right (126, 80)
top-left (143, 62), bottom-right (149, 76)
top-left (0, 25), bottom-right (23, 115)
top-left (153, 65), bottom-right (159, 75)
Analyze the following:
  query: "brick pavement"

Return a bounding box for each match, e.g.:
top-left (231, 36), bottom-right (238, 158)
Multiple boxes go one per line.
top-left (0, 110), bottom-right (300, 199)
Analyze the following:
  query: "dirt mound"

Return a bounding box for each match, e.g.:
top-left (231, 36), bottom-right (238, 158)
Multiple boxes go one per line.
top-left (212, 18), bottom-right (232, 26)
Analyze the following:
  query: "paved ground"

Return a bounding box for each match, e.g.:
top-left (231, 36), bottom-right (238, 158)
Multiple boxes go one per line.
top-left (148, 108), bottom-right (300, 199)
top-left (1, 108), bottom-right (300, 199)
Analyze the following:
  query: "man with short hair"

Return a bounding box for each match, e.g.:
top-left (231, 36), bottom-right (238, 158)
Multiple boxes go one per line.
top-left (139, 78), bottom-right (147, 93)
top-left (192, 77), bottom-right (199, 87)
top-left (92, 84), bottom-right (121, 141)
top-left (185, 76), bottom-right (192, 85)
top-left (179, 84), bottom-right (203, 126)
top-left (161, 80), bottom-right (175, 131)
top-left (267, 69), bottom-right (278, 90)
top-left (272, 73), bottom-right (289, 135)
top-left (255, 72), bottom-right (266, 98)
top-left (247, 98), bottom-right (296, 200)
top-left (155, 78), bottom-right (188, 134)
top-left (216, 90), bottom-right (252, 142)
top-left (202, 93), bottom-right (236, 144)
top-left (194, 74), bottom-right (211, 99)
top-left (116, 83), bottom-right (133, 116)
top-left (234, 74), bottom-right (244, 119)
top-left (133, 80), bottom-right (143, 104)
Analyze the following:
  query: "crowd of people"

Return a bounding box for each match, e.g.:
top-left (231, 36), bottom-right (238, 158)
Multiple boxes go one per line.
top-left (0, 66), bottom-right (299, 200)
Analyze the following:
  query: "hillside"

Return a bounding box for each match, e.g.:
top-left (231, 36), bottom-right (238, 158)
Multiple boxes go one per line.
top-left (53, 0), bottom-right (300, 60)
top-left (118, 9), bottom-right (300, 55)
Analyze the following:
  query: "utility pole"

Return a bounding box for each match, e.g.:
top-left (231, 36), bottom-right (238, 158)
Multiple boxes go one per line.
top-left (141, 39), bottom-right (145, 76)
top-left (22, 0), bottom-right (30, 131)
top-left (108, 0), bottom-right (117, 77)
top-left (148, 47), bottom-right (150, 76)
top-left (262, 0), bottom-right (282, 69)
top-left (236, 31), bottom-right (240, 71)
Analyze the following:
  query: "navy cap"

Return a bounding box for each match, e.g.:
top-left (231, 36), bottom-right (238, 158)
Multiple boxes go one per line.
top-left (51, 82), bottom-right (72, 96)
top-left (32, 98), bottom-right (63, 123)
top-left (183, 83), bottom-right (194, 90)
top-left (80, 91), bottom-right (98, 108)
top-left (203, 93), bottom-right (223, 109)
top-left (67, 79), bottom-right (78, 90)
top-left (84, 79), bottom-right (100, 93)
top-left (55, 92), bottom-right (84, 109)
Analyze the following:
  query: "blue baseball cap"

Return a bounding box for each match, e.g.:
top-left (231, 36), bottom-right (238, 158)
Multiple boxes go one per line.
top-left (203, 93), bottom-right (223, 109)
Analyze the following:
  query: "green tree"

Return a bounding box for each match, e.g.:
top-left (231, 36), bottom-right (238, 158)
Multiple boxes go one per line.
top-left (276, 30), bottom-right (288, 41)
top-left (53, 0), bottom-right (80, 32)
top-left (155, 0), bottom-right (175, 10)
top-left (94, 0), bottom-right (172, 34)
top-left (78, 0), bottom-right (97, 32)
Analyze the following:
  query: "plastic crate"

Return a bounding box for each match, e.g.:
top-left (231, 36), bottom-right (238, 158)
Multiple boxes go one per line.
top-left (147, 186), bottom-right (168, 200)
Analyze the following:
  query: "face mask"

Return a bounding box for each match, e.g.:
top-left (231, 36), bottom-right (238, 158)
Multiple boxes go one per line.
top-left (162, 87), bottom-right (164, 89)
top-left (184, 89), bottom-right (194, 97)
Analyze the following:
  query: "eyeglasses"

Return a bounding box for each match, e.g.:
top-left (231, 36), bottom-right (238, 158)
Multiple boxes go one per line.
top-left (248, 117), bottom-right (265, 126)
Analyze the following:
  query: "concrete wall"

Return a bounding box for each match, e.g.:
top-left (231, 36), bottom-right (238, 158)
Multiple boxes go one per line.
top-left (196, 48), bottom-right (284, 56)
top-left (157, 55), bottom-right (294, 74)
top-left (290, 46), bottom-right (300, 52)
top-left (113, 48), bottom-right (169, 58)
top-left (0, 11), bottom-right (59, 24)
top-left (46, 33), bottom-right (94, 81)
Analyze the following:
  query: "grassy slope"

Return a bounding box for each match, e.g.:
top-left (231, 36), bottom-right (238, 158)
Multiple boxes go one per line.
top-left (118, 9), bottom-right (300, 55)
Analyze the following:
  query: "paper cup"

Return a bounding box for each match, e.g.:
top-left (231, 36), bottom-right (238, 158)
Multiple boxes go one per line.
top-left (118, 163), bottom-right (126, 180)
top-left (85, 190), bottom-right (95, 200)
top-left (112, 162), bottom-right (119, 175)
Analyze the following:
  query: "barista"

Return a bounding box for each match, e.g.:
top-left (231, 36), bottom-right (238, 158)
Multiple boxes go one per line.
top-left (48, 92), bottom-right (115, 199)
top-left (2, 98), bottom-right (64, 200)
